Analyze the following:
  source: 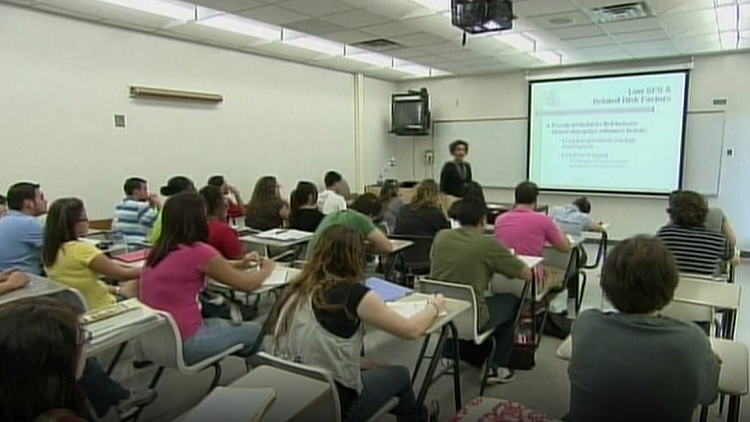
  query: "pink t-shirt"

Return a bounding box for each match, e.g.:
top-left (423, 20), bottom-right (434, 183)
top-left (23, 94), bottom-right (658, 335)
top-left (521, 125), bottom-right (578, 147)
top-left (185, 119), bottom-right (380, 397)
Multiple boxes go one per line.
top-left (494, 208), bottom-right (564, 257)
top-left (140, 242), bottom-right (219, 340)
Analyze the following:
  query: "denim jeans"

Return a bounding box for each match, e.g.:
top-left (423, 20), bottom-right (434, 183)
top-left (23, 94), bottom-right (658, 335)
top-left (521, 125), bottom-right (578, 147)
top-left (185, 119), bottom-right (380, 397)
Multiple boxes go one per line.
top-left (480, 293), bottom-right (521, 367)
top-left (183, 319), bottom-right (262, 365)
top-left (345, 366), bottom-right (422, 422)
top-left (79, 358), bottom-right (130, 417)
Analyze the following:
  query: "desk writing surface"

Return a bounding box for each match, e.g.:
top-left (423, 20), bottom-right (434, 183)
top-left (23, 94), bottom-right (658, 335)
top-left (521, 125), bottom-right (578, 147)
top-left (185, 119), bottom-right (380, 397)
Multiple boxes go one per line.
top-left (556, 336), bottom-right (749, 396)
top-left (518, 255), bottom-right (544, 268)
top-left (395, 293), bottom-right (470, 335)
top-left (0, 274), bottom-right (86, 310)
top-left (86, 302), bottom-right (165, 355)
top-left (389, 239), bottom-right (414, 253)
top-left (231, 366), bottom-right (332, 422)
top-left (240, 232), bottom-right (312, 248)
top-left (672, 277), bottom-right (741, 310)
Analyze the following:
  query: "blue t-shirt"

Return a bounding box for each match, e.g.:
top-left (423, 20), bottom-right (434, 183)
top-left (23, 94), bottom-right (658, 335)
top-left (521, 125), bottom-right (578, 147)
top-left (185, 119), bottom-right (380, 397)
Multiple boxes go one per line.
top-left (550, 204), bottom-right (592, 237)
top-left (0, 210), bottom-right (44, 275)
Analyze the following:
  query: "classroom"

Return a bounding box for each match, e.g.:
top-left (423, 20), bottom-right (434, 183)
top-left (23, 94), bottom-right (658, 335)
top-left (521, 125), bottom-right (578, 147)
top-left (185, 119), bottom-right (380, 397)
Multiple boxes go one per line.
top-left (0, 0), bottom-right (749, 421)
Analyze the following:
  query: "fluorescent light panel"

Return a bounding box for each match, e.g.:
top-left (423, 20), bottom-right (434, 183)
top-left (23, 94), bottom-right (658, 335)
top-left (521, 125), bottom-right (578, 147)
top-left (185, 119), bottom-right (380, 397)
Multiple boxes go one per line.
top-left (285, 34), bottom-right (345, 56)
top-left (97, 0), bottom-right (195, 20)
top-left (716, 4), bottom-right (739, 31)
top-left (410, 0), bottom-right (451, 12)
top-left (197, 14), bottom-right (281, 41)
top-left (495, 32), bottom-right (536, 52)
top-left (719, 30), bottom-right (739, 49)
top-left (531, 51), bottom-right (562, 64)
top-left (345, 47), bottom-right (394, 67)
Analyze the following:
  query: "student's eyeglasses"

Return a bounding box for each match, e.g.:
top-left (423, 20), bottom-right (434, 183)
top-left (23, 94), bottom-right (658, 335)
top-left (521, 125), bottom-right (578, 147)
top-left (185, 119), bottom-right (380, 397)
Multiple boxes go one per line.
top-left (78, 327), bottom-right (93, 347)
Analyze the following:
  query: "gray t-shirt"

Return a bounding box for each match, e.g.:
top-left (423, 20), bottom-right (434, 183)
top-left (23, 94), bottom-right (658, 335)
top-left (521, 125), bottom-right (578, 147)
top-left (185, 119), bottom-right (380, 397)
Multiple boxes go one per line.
top-left (705, 207), bottom-right (725, 234)
top-left (568, 310), bottom-right (720, 422)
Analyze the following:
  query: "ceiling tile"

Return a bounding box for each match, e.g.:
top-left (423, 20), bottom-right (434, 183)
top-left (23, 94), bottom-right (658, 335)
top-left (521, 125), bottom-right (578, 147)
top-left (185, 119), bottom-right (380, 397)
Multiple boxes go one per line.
top-left (418, 41), bottom-right (467, 54)
top-left (574, 45), bottom-right (628, 57)
top-left (324, 30), bottom-right (375, 44)
top-left (347, 0), bottom-right (422, 20)
top-left (622, 40), bottom-right (676, 53)
top-left (600, 17), bottom-right (664, 34)
top-left (322, 9), bottom-right (391, 29)
top-left (461, 34), bottom-right (517, 54)
top-left (192, 0), bottom-right (264, 13)
top-left (513, 0), bottom-right (578, 18)
top-left (565, 35), bottom-right (616, 48)
top-left (647, 0), bottom-right (715, 14)
top-left (659, 9), bottom-right (716, 37)
top-left (388, 47), bottom-right (432, 58)
top-left (278, 0), bottom-right (356, 17)
top-left (629, 49), bottom-right (680, 59)
top-left (528, 11), bottom-right (594, 30)
top-left (313, 56), bottom-right (371, 72)
top-left (612, 29), bottom-right (669, 44)
top-left (547, 24), bottom-right (605, 40)
top-left (236, 5), bottom-right (309, 25)
top-left (249, 41), bottom-right (327, 61)
top-left (285, 18), bottom-right (350, 35)
top-left (360, 22), bottom-right (420, 38)
top-left (4, 0), bottom-right (40, 5)
top-left (404, 14), bottom-right (464, 38)
top-left (392, 32), bottom-right (451, 47)
top-left (363, 67), bottom-right (411, 80)
top-left (742, 4), bottom-right (750, 30)
top-left (672, 33), bottom-right (721, 54)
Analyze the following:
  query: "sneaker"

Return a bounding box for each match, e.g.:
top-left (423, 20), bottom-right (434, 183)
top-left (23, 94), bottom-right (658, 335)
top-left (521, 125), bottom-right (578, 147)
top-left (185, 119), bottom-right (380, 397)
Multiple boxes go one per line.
top-left (485, 366), bottom-right (515, 385)
top-left (117, 389), bottom-right (157, 419)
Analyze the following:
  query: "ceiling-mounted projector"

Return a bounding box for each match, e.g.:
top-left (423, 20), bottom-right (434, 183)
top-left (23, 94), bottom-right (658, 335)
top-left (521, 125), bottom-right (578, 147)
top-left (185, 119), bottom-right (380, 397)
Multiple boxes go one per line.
top-left (451, 0), bottom-right (514, 34)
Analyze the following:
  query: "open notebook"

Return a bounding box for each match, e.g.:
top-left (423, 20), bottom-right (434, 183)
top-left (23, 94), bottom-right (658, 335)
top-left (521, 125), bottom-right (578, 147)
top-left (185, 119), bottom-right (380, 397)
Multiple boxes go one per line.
top-left (365, 277), bottom-right (412, 302)
top-left (182, 387), bottom-right (275, 422)
top-left (387, 301), bottom-right (447, 318)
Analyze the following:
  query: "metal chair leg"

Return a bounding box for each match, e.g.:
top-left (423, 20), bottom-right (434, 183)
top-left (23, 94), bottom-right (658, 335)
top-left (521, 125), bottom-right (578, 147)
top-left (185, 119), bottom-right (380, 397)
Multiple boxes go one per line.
top-left (411, 333), bottom-right (432, 385)
top-left (209, 362), bottom-right (223, 392)
top-left (479, 338), bottom-right (496, 396)
top-left (698, 405), bottom-right (708, 422)
top-left (106, 342), bottom-right (128, 375)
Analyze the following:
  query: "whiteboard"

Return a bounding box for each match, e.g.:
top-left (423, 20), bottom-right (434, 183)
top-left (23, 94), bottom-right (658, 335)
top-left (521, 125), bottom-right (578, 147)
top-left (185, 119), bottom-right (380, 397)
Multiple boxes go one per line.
top-left (432, 112), bottom-right (725, 195)
top-left (432, 119), bottom-right (528, 189)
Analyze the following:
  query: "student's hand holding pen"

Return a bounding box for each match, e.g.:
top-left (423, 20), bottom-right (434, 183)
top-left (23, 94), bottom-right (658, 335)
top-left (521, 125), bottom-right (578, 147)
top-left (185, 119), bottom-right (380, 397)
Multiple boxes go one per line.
top-left (428, 294), bottom-right (446, 315)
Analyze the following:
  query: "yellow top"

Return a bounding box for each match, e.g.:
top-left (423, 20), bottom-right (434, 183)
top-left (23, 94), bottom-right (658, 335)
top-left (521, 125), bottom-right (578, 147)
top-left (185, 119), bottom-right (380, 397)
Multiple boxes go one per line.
top-left (45, 241), bottom-right (115, 310)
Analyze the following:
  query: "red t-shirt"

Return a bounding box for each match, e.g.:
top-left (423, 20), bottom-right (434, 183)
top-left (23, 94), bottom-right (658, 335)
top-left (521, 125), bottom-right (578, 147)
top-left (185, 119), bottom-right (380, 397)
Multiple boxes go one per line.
top-left (207, 220), bottom-right (243, 259)
top-left (226, 201), bottom-right (245, 219)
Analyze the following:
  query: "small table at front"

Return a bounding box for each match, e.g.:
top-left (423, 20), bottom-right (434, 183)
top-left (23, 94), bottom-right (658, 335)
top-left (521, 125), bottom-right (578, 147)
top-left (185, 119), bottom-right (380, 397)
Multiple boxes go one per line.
top-left (370, 292), bottom-right (471, 412)
top-left (556, 336), bottom-right (749, 422)
top-left (230, 366), bottom-right (335, 422)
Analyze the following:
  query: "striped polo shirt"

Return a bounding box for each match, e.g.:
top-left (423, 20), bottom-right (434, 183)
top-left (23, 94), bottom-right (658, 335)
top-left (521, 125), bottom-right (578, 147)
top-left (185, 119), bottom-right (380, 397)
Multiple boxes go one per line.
top-left (112, 198), bottom-right (158, 244)
top-left (656, 223), bottom-right (732, 276)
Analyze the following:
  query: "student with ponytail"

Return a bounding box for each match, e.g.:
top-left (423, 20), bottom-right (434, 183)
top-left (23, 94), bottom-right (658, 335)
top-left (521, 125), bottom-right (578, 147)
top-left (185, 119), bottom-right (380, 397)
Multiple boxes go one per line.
top-left (288, 181), bottom-right (324, 232)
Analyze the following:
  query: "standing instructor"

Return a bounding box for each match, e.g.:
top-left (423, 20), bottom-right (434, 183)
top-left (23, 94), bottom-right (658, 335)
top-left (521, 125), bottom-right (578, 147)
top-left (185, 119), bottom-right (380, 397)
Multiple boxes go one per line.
top-left (440, 139), bottom-right (472, 198)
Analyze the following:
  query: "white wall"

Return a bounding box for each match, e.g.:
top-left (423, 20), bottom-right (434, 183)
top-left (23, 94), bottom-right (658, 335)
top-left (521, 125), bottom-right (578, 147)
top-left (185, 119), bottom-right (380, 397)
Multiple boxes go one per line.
top-left (0, 5), bottom-right (382, 218)
top-left (362, 77), bottom-right (397, 186)
top-left (397, 54), bottom-right (750, 248)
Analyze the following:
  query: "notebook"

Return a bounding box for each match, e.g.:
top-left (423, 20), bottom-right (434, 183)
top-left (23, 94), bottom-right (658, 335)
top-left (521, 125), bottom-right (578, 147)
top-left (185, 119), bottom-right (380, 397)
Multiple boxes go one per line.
top-left (365, 277), bottom-right (412, 302)
top-left (255, 229), bottom-right (310, 241)
top-left (387, 301), bottom-right (447, 318)
top-left (182, 387), bottom-right (276, 422)
top-left (113, 249), bottom-right (150, 263)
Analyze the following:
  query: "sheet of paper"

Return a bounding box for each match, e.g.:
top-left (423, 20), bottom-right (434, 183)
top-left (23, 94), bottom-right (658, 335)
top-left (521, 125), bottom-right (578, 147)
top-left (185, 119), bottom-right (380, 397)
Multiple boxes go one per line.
top-left (387, 301), bottom-right (447, 318)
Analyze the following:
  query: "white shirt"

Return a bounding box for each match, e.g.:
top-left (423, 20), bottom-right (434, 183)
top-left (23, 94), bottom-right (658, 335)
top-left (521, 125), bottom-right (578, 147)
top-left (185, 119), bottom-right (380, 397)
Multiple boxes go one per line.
top-left (318, 190), bottom-right (347, 215)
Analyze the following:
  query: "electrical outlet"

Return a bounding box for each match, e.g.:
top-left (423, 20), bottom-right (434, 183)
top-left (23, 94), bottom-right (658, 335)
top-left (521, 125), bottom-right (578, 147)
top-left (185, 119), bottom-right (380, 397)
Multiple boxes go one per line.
top-left (424, 150), bottom-right (434, 165)
top-left (114, 114), bottom-right (126, 128)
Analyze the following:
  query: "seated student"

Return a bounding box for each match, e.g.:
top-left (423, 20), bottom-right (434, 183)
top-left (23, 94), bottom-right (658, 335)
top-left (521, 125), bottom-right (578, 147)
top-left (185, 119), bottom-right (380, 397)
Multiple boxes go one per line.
top-left (0, 296), bottom-right (154, 421)
top-left (140, 192), bottom-right (275, 364)
top-left (0, 182), bottom-right (47, 274)
top-left (0, 194), bottom-right (6, 218)
top-left (447, 181), bottom-right (485, 220)
top-left (112, 177), bottom-right (161, 244)
top-left (379, 179), bottom-right (405, 234)
top-left (148, 176), bottom-right (195, 244)
top-left (393, 179), bottom-right (450, 238)
top-left (0, 298), bottom-right (89, 422)
top-left (200, 185), bottom-right (243, 260)
top-left (43, 198), bottom-right (141, 310)
top-left (550, 197), bottom-right (606, 237)
top-left (0, 268), bottom-right (29, 296)
top-left (207, 175), bottom-right (245, 221)
top-left (268, 225), bottom-right (443, 422)
top-left (289, 181), bottom-right (324, 232)
top-left (567, 235), bottom-right (720, 422)
top-left (431, 198), bottom-right (532, 384)
top-left (244, 176), bottom-right (290, 231)
top-left (318, 171), bottom-right (347, 215)
top-left (657, 191), bottom-right (738, 276)
top-left (305, 193), bottom-right (393, 259)
top-left (495, 181), bottom-right (570, 257)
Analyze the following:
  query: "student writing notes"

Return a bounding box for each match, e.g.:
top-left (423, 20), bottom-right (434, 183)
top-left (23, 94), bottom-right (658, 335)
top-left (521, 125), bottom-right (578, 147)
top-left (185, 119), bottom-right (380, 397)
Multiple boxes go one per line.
top-left (112, 177), bottom-right (161, 244)
top-left (289, 181), bottom-right (324, 232)
top-left (568, 236), bottom-right (720, 422)
top-left (244, 176), bottom-right (289, 231)
top-left (431, 198), bottom-right (532, 384)
top-left (268, 225), bottom-right (442, 422)
top-left (550, 197), bottom-right (606, 237)
top-left (140, 192), bottom-right (274, 365)
top-left (0, 182), bottom-right (47, 275)
top-left (318, 171), bottom-right (347, 215)
top-left (43, 198), bottom-right (141, 310)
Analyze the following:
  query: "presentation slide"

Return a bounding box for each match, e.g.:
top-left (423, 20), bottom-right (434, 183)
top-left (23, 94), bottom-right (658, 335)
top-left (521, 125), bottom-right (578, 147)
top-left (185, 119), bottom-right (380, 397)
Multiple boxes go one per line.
top-left (528, 71), bottom-right (688, 194)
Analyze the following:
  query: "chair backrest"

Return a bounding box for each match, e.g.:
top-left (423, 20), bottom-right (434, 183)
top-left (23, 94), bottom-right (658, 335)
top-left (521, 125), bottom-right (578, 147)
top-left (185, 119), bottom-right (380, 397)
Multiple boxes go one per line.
top-left (542, 246), bottom-right (572, 272)
top-left (662, 273), bottom-right (733, 323)
top-left (389, 234), bottom-right (434, 271)
top-left (135, 310), bottom-right (187, 370)
top-left (418, 278), bottom-right (480, 341)
top-left (253, 352), bottom-right (342, 422)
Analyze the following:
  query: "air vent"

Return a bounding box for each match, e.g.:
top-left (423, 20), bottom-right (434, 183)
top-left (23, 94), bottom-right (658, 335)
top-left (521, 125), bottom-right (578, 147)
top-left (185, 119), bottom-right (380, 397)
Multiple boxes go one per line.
top-left (350, 38), bottom-right (402, 51)
top-left (589, 2), bottom-right (652, 24)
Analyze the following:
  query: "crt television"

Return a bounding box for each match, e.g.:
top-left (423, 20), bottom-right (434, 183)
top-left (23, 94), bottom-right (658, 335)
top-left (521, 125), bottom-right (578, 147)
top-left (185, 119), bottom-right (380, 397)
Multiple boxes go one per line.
top-left (391, 88), bottom-right (431, 136)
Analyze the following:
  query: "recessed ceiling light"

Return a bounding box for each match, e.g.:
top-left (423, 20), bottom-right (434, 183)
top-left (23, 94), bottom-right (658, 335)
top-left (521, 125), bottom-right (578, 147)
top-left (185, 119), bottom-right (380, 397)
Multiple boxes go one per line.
top-left (197, 14), bottom-right (281, 41)
top-left (97, 0), bottom-right (195, 20)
